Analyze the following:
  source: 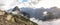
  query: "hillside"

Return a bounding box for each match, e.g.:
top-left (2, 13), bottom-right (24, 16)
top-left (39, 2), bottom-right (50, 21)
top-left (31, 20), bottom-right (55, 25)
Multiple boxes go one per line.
top-left (0, 6), bottom-right (38, 25)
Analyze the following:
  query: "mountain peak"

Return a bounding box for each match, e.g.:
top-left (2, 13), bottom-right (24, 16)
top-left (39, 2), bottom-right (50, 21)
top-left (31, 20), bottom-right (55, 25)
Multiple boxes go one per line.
top-left (12, 6), bottom-right (20, 11)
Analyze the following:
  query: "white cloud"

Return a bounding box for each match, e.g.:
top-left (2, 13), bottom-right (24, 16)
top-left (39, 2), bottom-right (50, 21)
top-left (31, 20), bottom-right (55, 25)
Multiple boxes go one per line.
top-left (22, 0), bottom-right (60, 8)
top-left (30, 18), bottom-right (60, 25)
top-left (0, 0), bottom-right (60, 10)
top-left (34, 0), bottom-right (60, 8)
top-left (0, 0), bottom-right (16, 10)
top-left (43, 11), bottom-right (47, 15)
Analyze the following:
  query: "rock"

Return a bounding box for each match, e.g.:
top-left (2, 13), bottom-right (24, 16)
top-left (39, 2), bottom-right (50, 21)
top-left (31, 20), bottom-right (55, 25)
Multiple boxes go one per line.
top-left (0, 10), bottom-right (5, 15)
top-left (0, 6), bottom-right (38, 25)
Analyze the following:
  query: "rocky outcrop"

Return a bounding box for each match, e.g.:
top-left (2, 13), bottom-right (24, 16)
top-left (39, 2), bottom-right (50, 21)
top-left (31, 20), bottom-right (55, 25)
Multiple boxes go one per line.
top-left (0, 9), bottom-right (38, 25)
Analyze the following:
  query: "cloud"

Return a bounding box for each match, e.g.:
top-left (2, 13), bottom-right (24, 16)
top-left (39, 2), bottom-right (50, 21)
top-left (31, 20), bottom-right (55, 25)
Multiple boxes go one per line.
top-left (19, 0), bottom-right (60, 8)
top-left (34, 0), bottom-right (60, 8)
top-left (0, 0), bottom-right (60, 10)
top-left (30, 18), bottom-right (60, 25)
top-left (0, 0), bottom-right (16, 10)
top-left (29, 0), bottom-right (60, 8)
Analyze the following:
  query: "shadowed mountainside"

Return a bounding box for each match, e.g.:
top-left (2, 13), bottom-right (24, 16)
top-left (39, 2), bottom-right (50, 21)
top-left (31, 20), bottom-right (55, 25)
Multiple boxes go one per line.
top-left (20, 7), bottom-right (60, 21)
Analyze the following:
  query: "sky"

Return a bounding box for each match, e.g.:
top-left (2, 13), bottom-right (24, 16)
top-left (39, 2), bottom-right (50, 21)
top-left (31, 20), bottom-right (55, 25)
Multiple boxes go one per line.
top-left (0, 0), bottom-right (60, 10)
top-left (22, 0), bottom-right (27, 2)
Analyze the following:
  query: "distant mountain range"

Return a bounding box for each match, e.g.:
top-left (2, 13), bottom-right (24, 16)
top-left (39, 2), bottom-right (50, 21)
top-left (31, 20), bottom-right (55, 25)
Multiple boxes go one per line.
top-left (7, 7), bottom-right (60, 21)
top-left (20, 7), bottom-right (60, 20)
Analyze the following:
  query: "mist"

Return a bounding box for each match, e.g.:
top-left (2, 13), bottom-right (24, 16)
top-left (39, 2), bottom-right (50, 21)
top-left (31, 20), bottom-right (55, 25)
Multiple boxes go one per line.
top-left (30, 18), bottom-right (60, 25)
top-left (20, 7), bottom-right (60, 25)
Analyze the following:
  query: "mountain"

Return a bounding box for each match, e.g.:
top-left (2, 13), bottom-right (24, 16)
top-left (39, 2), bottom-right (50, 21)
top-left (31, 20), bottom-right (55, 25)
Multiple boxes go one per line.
top-left (20, 7), bottom-right (46, 20)
top-left (0, 6), bottom-right (38, 25)
top-left (5, 6), bottom-right (60, 25)
top-left (20, 7), bottom-right (60, 21)
top-left (7, 6), bottom-right (60, 21)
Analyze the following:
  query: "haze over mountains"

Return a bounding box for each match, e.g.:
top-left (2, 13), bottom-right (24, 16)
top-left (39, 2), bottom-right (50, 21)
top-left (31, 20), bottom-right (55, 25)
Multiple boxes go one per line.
top-left (20, 7), bottom-right (60, 25)
top-left (20, 7), bottom-right (60, 20)
top-left (4, 6), bottom-right (60, 25)
top-left (6, 7), bottom-right (60, 21)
